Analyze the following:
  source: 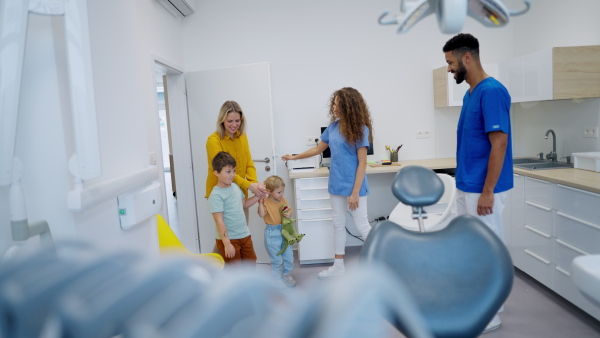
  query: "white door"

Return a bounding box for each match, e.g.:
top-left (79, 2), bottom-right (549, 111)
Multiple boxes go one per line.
top-left (186, 63), bottom-right (275, 263)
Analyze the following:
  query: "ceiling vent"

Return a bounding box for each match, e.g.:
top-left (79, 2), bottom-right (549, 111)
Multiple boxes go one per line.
top-left (155, 0), bottom-right (195, 17)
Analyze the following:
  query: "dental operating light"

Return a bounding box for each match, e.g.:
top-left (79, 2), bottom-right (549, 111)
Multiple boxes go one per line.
top-left (379, 0), bottom-right (531, 34)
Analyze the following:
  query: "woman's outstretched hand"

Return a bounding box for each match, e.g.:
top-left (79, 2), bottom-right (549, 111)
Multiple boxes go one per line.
top-left (281, 154), bottom-right (295, 161)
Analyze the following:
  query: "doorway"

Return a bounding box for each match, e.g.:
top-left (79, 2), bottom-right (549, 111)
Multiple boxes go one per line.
top-left (152, 58), bottom-right (200, 253)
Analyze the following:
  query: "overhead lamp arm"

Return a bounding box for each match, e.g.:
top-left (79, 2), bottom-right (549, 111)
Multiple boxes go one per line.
top-left (378, 11), bottom-right (399, 25)
top-left (509, 0), bottom-right (531, 16)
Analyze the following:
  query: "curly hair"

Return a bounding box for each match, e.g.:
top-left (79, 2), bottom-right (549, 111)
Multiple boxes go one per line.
top-left (327, 87), bottom-right (373, 145)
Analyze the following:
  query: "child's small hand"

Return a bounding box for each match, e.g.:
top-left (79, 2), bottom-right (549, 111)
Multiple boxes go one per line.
top-left (224, 242), bottom-right (235, 258)
top-left (283, 210), bottom-right (292, 218)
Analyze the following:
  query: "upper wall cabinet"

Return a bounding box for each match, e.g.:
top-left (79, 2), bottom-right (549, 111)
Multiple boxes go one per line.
top-left (434, 45), bottom-right (600, 107)
top-left (433, 64), bottom-right (498, 108)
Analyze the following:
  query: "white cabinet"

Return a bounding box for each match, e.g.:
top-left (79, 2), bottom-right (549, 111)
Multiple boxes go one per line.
top-left (505, 177), bottom-right (600, 321)
top-left (293, 177), bottom-right (334, 264)
top-left (499, 49), bottom-right (554, 103)
top-left (519, 177), bottom-right (555, 289)
top-left (437, 45), bottom-right (600, 106)
top-left (498, 45), bottom-right (600, 103)
top-left (553, 185), bottom-right (600, 320)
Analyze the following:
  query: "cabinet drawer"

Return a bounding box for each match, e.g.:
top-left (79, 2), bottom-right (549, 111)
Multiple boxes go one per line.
top-left (297, 219), bottom-right (334, 262)
top-left (523, 225), bottom-right (553, 262)
top-left (295, 177), bottom-right (328, 189)
top-left (295, 187), bottom-right (329, 200)
top-left (554, 238), bottom-right (588, 271)
top-left (524, 177), bottom-right (555, 208)
top-left (297, 208), bottom-right (333, 220)
top-left (556, 185), bottom-right (600, 226)
top-left (524, 201), bottom-right (554, 235)
top-left (555, 212), bottom-right (600, 255)
top-left (554, 266), bottom-right (600, 321)
top-left (296, 198), bottom-right (331, 210)
top-left (521, 248), bottom-right (554, 289)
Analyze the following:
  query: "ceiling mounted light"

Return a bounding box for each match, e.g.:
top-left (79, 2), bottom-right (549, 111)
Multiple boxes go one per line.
top-left (378, 0), bottom-right (531, 34)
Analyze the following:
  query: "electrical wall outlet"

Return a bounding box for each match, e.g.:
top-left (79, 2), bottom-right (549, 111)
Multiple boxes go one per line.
top-left (416, 129), bottom-right (431, 139)
top-left (306, 136), bottom-right (318, 146)
top-left (583, 126), bottom-right (599, 138)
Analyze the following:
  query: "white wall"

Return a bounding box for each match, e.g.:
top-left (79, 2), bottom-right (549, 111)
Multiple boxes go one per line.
top-left (0, 0), bottom-right (186, 256)
top-left (182, 0), bottom-right (515, 215)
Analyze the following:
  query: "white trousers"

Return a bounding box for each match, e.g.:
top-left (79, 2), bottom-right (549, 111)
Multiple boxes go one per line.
top-left (455, 189), bottom-right (508, 242)
top-left (456, 189), bottom-right (508, 314)
top-left (330, 195), bottom-right (371, 256)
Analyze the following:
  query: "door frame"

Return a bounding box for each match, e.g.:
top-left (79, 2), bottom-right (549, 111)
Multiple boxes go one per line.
top-left (151, 54), bottom-right (200, 253)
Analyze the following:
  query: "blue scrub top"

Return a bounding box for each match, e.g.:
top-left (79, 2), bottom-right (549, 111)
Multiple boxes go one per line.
top-left (456, 77), bottom-right (513, 193)
top-left (321, 121), bottom-right (370, 196)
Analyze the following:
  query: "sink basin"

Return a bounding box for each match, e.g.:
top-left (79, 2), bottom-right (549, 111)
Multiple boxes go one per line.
top-left (514, 162), bottom-right (574, 170)
top-left (512, 157), bottom-right (547, 164)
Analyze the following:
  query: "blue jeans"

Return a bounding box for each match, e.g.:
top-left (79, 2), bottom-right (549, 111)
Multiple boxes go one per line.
top-left (264, 224), bottom-right (294, 279)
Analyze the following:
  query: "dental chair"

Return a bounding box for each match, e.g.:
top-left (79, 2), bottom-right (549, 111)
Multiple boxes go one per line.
top-left (388, 173), bottom-right (457, 232)
top-left (360, 165), bottom-right (514, 338)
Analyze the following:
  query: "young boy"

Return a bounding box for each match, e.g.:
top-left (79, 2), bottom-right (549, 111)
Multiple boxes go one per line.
top-left (257, 175), bottom-right (296, 288)
top-left (208, 151), bottom-right (260, 264)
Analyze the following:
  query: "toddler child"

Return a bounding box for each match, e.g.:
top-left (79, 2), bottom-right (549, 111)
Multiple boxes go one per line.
top-left (258, 175), bottom-right (296, 288)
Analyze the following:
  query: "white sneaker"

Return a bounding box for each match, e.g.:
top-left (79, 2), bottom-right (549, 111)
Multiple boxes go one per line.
top-left (274, 278), bottom-right (287, 289)
top-left (282, 274), bottom-right (296, 287)
top-left (317, 265), bottom-right (345, 279)
top-left (483, 314), bottom-right (501, 333)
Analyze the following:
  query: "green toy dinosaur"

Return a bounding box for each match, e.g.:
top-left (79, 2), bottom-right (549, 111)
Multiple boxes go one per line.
top-left (277, 204), bottom-right (305, 256)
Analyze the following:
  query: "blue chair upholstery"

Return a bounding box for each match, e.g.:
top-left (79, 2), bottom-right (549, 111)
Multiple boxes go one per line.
top-left (360, 166), bottom-right (514, 338)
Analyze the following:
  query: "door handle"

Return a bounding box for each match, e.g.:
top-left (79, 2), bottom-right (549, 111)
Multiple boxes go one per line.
top-left (253, 157), bottom-right (270, 163)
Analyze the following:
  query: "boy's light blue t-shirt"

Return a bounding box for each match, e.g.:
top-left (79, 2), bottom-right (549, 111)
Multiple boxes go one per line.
top-left (208, 183), bottom-right (251, 240)
top-left (321, 120), bottom-right (370, 197)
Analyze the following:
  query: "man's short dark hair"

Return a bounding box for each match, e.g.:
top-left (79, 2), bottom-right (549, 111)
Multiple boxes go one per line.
top-left (443, 33), bottom-right (480, 59)
top-left (212, 151), bottom-right (236, 172)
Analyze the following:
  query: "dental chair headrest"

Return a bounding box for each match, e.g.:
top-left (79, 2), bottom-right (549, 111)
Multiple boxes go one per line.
top-left (392, 166), bottom-right (444, 207)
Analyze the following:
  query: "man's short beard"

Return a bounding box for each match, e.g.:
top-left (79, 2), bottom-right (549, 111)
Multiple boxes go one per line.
top-left (455, 61), bottom-right (467, 84)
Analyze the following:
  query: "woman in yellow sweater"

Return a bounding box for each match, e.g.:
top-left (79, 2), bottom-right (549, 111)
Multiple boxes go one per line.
top-left (205, 101), bottom-right (268, 200)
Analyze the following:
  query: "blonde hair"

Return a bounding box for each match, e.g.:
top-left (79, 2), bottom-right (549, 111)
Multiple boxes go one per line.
top-left (264, 175), bottom-right (285, 192)
top-left (216, 101), bottom-right (246, 139)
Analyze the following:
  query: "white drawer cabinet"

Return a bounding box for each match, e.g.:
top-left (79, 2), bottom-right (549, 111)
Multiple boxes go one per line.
top-left (524, 177), bottom-right (555, 209)
top-left (506, 176), bottom-right (600, 320)
top-left (294, 177), bottom-right (334, 264)
top-left (556, 185), bottom-right (600, 226)
top-left (509, 174), bottom-right (525, 268)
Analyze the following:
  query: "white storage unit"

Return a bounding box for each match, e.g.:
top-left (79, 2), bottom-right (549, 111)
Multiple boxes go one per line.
top-left (554, 184), bottom-right (600, 320)
top-left (504, 176), bottom-right (600, 321)
top-left (293, 177), bottom-right (334, 264)
top-left (572, 152), bottom-right (600, 173)
top-left (519, 177), bottom-right (556, 289)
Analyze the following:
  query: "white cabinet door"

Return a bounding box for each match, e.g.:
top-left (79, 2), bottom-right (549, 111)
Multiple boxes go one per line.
top-left (498, 56), bottom-right (524, 103)
top-left (523, 49), bottom-right (553, 102)
top-left (187, 63), bottom-right (275, 263)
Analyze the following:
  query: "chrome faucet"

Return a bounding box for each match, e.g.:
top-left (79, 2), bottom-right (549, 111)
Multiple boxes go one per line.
top-left (545, 129), bottom-right (557, 162)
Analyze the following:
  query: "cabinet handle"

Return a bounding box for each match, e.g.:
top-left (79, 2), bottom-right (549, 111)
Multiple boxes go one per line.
top-left (525, 225), bottom-right (551, 238)
top-left (525, 200), bottom-right (552, 211)
top-left (557, 184), bottom-right (600, 198)
top-left (555, 239), bottom-right (590, 256)
top-left (301, 218), bottom-right (333, 222)
top-left (524, 249), bottom-right (551, 265)
top-left (555, 266), bottom-right (571, 277)
top-left (556, 211), bottom-right (600, 231)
